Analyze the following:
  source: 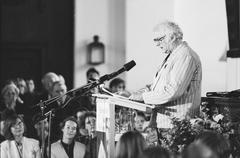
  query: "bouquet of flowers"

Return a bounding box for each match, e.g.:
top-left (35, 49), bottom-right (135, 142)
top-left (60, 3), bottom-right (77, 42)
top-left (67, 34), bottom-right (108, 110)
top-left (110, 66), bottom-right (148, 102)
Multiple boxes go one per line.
top-left (157, 102), bottom-right (240, 157)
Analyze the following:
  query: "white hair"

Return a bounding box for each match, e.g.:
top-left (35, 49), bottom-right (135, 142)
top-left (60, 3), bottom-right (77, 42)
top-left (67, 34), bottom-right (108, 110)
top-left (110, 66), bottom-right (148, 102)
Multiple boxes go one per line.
top-left (154, 20), bottom-right (183, 41)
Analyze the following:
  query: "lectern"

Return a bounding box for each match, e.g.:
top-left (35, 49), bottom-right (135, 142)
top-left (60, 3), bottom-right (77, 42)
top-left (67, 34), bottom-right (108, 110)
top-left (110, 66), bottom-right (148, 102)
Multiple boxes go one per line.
top-left (93, 94), bottom-right (154, 158)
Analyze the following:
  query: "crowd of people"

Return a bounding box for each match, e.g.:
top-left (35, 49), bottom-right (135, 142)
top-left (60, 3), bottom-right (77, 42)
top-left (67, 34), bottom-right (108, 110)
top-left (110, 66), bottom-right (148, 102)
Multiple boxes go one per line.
top-left (0, 67), bottom-right (137, 158)
top-left (0, 20), bottom-right (233, 158)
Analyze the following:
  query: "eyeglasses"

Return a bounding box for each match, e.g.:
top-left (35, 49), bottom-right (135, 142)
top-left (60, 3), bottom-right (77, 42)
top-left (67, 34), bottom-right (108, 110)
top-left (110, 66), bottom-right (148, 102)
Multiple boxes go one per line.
top-left (153, 35), bottom-right (166, 42)
top-left (12, 121), bottom-right (23, 129)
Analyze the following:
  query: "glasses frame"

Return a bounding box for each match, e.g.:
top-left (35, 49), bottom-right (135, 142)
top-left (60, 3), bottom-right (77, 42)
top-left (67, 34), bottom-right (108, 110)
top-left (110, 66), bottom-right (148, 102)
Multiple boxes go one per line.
top-left (11, 120), bottom-right (24, 129)
top-left (153, 35), bottom-right (166, 42)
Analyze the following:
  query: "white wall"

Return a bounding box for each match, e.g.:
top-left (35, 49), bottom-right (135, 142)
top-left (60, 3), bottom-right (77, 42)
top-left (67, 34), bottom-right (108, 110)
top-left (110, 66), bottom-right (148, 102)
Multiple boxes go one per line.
top-left (174, 0), bottom-right (229, 95)
top-left (126, 0), bottom-right (175, 92)
top-left (74, 0), bottom-right (126, 87)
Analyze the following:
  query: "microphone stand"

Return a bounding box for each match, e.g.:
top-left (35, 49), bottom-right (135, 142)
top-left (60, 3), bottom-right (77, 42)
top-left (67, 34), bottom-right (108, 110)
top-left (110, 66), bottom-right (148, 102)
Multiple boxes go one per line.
top-left (34, 60), bottom-right (136, 157)
top-left (39, 101), bottom-right (46, 158)
top-left (45, 110), bottom-right (53, 158)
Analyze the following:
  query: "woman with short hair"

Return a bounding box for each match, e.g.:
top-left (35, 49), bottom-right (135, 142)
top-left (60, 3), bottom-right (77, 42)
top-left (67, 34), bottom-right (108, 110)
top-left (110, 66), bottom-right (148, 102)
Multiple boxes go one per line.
top-left (51, 116), bottom-right (86, 158)
top-left (0, 114), bottom-right (41, 158)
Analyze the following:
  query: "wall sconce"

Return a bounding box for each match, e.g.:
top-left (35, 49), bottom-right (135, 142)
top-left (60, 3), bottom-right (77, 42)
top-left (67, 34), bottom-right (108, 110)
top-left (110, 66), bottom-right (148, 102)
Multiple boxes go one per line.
top-left (87, 35), bottom-right (105, 65)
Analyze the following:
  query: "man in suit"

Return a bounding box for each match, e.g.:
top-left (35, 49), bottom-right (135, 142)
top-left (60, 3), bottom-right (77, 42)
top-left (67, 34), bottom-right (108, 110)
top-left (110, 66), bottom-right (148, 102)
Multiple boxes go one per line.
top-left (129, 21), bottom-right (202, 128)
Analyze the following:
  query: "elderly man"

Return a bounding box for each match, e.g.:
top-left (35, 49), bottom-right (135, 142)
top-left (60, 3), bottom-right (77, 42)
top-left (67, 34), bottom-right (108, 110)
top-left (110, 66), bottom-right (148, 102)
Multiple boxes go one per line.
top-left (40, 72), bottom-right (60, 100)
top-left (130, 21), bottom-right (202, 128)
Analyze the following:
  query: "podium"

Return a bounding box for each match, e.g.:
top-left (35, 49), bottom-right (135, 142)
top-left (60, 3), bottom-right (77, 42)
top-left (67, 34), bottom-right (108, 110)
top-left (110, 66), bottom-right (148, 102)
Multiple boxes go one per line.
top-left (93, 94), bottom-right (154, 158)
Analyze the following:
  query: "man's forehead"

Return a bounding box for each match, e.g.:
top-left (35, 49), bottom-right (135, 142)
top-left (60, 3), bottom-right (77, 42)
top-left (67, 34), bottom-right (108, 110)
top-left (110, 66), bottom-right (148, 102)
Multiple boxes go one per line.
top-left (86, 116), bottom-right (96, 121)
top-left (65, 120), bottom-right (77, 127)
top-left (153, 29), bottom-right (166, 37)
top-left (54, 84), bottom-right (66, 90)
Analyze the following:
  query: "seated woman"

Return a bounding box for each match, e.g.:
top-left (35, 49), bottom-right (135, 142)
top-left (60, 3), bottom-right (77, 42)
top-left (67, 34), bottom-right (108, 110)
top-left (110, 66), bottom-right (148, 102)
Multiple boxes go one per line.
top-left (1, 82), bottom-right (36, 139)
top-left (0, 113), bottom-right (41, 158)
top-left (51, 116), bottom-right (86, 158)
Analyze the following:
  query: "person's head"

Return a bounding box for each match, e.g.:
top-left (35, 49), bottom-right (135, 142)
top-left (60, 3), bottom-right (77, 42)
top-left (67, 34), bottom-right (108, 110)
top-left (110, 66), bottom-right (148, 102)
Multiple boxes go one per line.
top-left (41, 72), bottom-right (60, 93)
top-left (134, 111), bottom-right (146, 132)
top-left (60, 116), bottom-right (79, 141)
top-left (1, 109), bottom-right (16, 136)
top-left (115, 130), bottom-right (146, 158)
top-left (153, 21), bottom-right (183, 54)
top-left (58, 74), bottom-right (65, 84)
top-left (193, 131), bottom-right (231, 158)
top-left (109, 78), bottom-right (126, 93)
top-left (26, 78), bottom-right (35, 93)
top-left (3, 114), bottom-right (25, 140)
top-left (15, 78), bottom-right (27, 95)
top-left (141, 146), bottom-right (170, 158)
top-left (32, 114), bottom-right (49, 138)
top-left (86, 67), bottom-right (100, 82)
top-left (51, 81), bottom-right (67, 103)
top-left (75, 109), bottom-right (87, 127)
top-left (1, 83), bottom-right (19, 107)
top-left (81, 111), bottom-right (96, 136)
top-left (144, 126), bottom-right (160, 146)
top-left (183, 141), bottom-right (218, 158)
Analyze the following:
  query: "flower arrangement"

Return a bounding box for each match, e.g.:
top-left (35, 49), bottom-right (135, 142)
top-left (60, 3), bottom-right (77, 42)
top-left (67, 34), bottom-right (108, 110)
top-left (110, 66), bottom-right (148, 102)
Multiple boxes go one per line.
top-left (157, 101), bottom-right (240, 157)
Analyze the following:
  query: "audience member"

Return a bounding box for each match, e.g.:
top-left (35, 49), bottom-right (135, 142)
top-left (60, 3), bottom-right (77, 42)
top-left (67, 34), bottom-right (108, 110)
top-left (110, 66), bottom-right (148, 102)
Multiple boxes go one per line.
top-left (1, 83), bottom-right (21, 111)
top-left (182, 131), bottom-right (231, 158)
top-left (15, 78), bottom-right (27, 96)
top-left (109, 78), bottom-right (125, 93)
top-left (58, 74), bottom-right (66, 84)
top-left (23, 78), bottom-right (39, 114)
top-left (48, 81), bottom-right (70, 142)
top-left (32, 115), bottom-right (49, 158)
top-left (1, 82), bottom-right (36, 138)
top-left (77, 111), bottom-right (99, 158)
top-left (40, 72), bottom-right (60, 100)
top-left (86, 67), bottom-right (100, 82)
top-left (75, 109), bottom-right (87, 128)
top-left (109, 77), bottom-right (131, 97)
top-left (1, 114), bottom-right (41, 158)
top-left (26, 78), bottom-right (36, 94)
top-left (115, 130), bottom-right (146, 158)
top-left (134, 111), bottom-right (146, 132)
top-left (51, 116), bottom-right (86, 158)
top-left (144, 124), bottom-right (161, 147)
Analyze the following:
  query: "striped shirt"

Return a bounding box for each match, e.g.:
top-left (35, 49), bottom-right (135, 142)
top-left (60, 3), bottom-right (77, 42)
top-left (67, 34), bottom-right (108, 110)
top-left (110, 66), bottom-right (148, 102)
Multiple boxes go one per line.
top-left (142, 41), bottom-right (202, 126)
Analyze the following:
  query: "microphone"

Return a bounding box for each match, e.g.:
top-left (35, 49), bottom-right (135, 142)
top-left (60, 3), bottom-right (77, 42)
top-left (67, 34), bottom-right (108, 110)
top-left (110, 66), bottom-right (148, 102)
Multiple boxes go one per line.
top-left (99, 60), bottom-right (136, 83)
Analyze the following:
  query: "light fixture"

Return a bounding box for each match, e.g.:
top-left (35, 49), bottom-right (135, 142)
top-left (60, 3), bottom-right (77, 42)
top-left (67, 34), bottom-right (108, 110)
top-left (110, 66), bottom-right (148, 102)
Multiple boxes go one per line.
top-left (87, 35), bottom-right (105, 65)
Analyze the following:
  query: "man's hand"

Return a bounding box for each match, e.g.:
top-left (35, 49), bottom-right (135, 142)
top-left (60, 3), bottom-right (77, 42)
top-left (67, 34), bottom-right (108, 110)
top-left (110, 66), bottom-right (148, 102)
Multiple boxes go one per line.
top-left (128, 92), bottom-right (144, 102)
